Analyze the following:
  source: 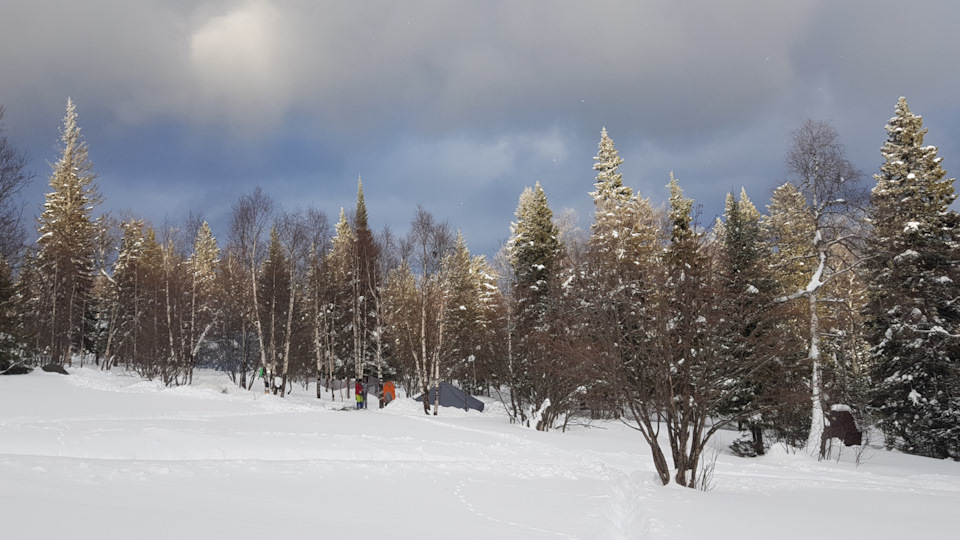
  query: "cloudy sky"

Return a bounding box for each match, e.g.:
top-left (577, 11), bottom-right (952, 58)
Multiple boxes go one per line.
top-left (2, 0), bottom-right (959, 257)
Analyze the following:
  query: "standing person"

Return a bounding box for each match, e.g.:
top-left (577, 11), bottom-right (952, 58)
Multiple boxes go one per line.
top-left (362, 378), bottom-right (369, 409)
top-left (355, 379), bottom-right (364, 409)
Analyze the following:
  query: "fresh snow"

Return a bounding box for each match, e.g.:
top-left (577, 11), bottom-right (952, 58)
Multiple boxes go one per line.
top-left (2, 368), bottom-right (960, 539)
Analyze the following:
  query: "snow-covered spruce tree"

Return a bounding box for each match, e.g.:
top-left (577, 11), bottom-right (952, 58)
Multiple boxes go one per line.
top-left (866, 97), bottom-right (960, 459)
top-left (660, 175), bottom-right (720, 485)
top-left (468, 253), bottom-right (503, 393)
top-left (718, 190), bottom-right (766, 455)
top-left (352, 178), bottom-right (380, 386)
top-left (381, 257), bottom-right (419, 396)
top-left (589, 127), bottom-right (659, 278)
top-left (585, 128), bottom-right (660, 417)
top-left (717, 189), bottom-right (804, 457)
top-left (507, 182), bottom-right (564, 429)
top-left (761, 184), bottom-right (817, 445)
top-left (775, 119), bottom-right (866, 456)
top-left (591, 127), bottom-right (631, 204)
top-left (441, 232), bottom-right (484, 392)
top-left (319, 209), bottom-right (358, 394)
top-left (104, 219), bottom-right (147, 371)
top-left (124, 226), bottom-right (166, 379)
top-left (185, 221), bottom-right (220, 383)
top-left (32, 99), bottom-right (102, 366)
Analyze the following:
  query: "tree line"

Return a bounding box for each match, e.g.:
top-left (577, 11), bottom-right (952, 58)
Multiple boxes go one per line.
top-left (1, 97), bottom-right (957, 486)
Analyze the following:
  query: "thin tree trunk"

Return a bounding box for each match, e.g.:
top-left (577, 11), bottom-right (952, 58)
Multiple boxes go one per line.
top-left (281, 264), bottom-right (296, 398)
top-left (807, 288), bottom-right (825, 456)
top-left (249, 245), bottom-right (269, 393)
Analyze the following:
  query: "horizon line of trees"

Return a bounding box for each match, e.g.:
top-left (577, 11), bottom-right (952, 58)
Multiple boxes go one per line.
top-left (1, 97), bottom-right (957, 487)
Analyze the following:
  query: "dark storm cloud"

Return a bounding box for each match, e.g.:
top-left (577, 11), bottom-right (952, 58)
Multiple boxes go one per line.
top-left (2, 0), bottom-right (959, 256)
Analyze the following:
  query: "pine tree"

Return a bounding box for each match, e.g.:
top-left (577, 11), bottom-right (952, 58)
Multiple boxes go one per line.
top-left (866, 97), bottom-right (960, 459)
top-left (32, 98), bottom-right (102, 365)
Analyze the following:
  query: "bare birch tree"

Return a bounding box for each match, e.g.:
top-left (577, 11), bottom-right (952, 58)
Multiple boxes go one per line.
top-left (229, 188), bottom-right (274, 392)
top-left (775, 119), bottom-right (866, 455)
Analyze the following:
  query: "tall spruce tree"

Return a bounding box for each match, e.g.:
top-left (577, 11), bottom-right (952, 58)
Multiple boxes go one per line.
top-left (352, 178), bottom-right (379, 383)
top-left (185, 221), bottom-right (220, 382)
top-left (33, 98), bottom-right (102, 365)
top-left (442, 232), bottom-right (480, 387)
top-left (327, 208), bottom-right (356, 382)
top-left (507, 182), bottom-right (563, 428)
top-left (510, 182), bottom-right (561, 327)
top-left (866, 97), bottom-right (960, 459)
top-left (718, 188), bottom-right (803, 456)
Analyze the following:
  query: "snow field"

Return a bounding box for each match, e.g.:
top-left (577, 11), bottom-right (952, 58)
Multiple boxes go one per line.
top-left (2, 368), bottom-right (960, 539)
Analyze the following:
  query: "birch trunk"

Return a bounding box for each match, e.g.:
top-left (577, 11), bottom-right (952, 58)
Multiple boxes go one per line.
top-left (806, 288), bottom-right (825, 455)
top-left (280, 264), bottom-right (296, 398)
top-left (249, 247), bottom-right (269, 393)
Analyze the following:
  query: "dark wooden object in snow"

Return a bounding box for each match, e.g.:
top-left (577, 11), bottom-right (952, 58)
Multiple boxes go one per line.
top-left (820, 409), bottom-right (863, 457)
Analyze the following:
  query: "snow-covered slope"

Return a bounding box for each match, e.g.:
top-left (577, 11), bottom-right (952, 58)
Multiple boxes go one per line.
top-left (2, 368), bottom-right (958, 539)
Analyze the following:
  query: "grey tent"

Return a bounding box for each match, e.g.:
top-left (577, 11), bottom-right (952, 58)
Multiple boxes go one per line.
top-left (415, 381), bottom-right (485, 412)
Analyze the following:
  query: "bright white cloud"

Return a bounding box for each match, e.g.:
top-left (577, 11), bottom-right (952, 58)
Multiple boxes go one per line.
top-left (188, 1), bottom-right (290, 131)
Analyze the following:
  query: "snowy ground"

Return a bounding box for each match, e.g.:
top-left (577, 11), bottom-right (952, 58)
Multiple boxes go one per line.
top-left (2, 368), bottom-right (959, 539)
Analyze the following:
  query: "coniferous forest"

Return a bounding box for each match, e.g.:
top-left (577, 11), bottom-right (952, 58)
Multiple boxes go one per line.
top-left (1, 97), bottom-right (958, 486)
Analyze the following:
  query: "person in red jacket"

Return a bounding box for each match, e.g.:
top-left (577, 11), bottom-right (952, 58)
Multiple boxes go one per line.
top-left (355, 379), bottom-right (364, 409)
